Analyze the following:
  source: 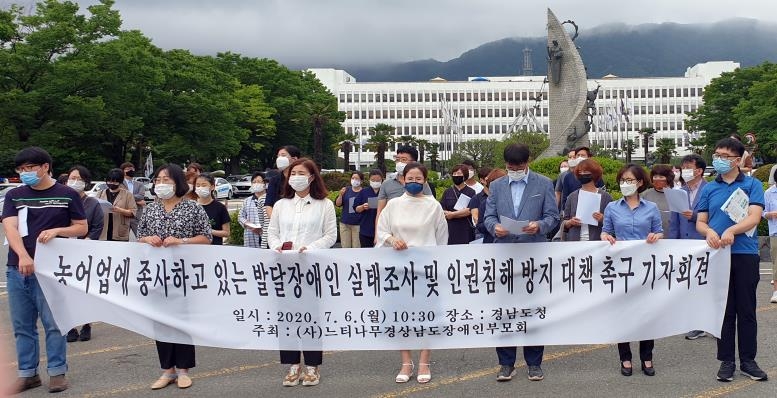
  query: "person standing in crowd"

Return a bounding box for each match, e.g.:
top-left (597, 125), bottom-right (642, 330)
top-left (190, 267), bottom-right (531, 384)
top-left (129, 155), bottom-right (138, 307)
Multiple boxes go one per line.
top-left (376, 162), bottom-right (448, 384)
top-left (137, 164), bottom-right (212, 390)
top-left (555, 149), bottom-right (577, 208)
top-left (195, 174), bottom-right (231, 246)
top-left (267, 159), bottom-right (336, 387)
top-left (354, 169), bottom-right (383, 248)
top-left (483, 144), bottom-right (558, 383)
top-left (238, 172), bottom-right (268, 249)
top-left (562, 159), bottom-right (612, 242)
top-left (2, 147), bottom-right (87, 394)
top-left (471, 169), bottom-right (506, 244)
top-left (265, 145), bottom-right (301, 219)
top-left (335, 171), bottom-right (364, 248)
top-left (601, 164), bottom-right (663, 377)
top-left (186, 162), bottom-right (203, 176)
top-left (640, 164), bottom-right (674, 233)
top-left (98, 169), bottom-right (138, 242)
top-left (729, 134), bottom-right (754, 175)
top-left (462, 159), bottom-right (484, 194)
top-left (121, 162), bottom-right (146, 235)
top-left (376, 145), bottom-right (433, 222)
top-left (184, 171), bottom-right (198, 201)
top-left (440, 164), bottom-right (476, 244)
top-left (768, 163), bottom-right (777, 186)
top-left (559, 147), bottom-right (604, 212)
top-left (696, 137), bottom-right (768, 382)
top-left (670, 155), bottom-right (710, 340)
top-left (764, 167), bottom-right (777, 303)
top-left (65, 165), bottom-right (105, 343)
top-left (672, 165), bottom-right (684, 189)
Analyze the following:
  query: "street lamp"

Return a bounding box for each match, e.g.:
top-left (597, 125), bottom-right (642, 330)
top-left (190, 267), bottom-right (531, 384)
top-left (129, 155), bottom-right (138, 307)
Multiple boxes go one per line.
top-left (355, 127), bottom-right (362, 171)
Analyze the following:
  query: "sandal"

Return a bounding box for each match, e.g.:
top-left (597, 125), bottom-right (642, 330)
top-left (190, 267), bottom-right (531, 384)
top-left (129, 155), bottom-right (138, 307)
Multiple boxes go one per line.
top-left (417, 363), bottom-right (432, 384)
top-left (395, 362), bottom-right (414, 383)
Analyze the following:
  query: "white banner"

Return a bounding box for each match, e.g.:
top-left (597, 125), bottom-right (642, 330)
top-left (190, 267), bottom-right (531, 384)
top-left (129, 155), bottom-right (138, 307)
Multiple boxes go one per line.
top-left (34, 239), bottom-right (730, 351)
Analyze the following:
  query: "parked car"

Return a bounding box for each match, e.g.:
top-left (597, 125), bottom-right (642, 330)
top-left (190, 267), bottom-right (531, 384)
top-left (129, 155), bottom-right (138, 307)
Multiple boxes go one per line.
top-left (133, 177), bottom-right (153, 200)
top-left (86, 181), bottom-right (107, 198)
top-left (703, 166), bottom-right (716, 177)
top-left (214, 177), bottom-right (234, 199)
top-left (231, 175), bottom-right (253, 197)
top-left (0, 183), bottom-right (23, 203)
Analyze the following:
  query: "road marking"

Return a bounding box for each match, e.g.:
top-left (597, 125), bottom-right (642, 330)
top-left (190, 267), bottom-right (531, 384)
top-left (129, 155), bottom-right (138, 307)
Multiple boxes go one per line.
top-left (5, 341), bottom-right (156, 367)
top-left (371, 344), bottom-right (609, 398)
top-left (686, 367), bottom-right (776, 398)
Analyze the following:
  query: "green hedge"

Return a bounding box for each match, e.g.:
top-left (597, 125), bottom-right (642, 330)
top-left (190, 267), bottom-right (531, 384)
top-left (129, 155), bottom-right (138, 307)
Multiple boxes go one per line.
top-left (753, 164), bottom-right (774, 182)
top-left (229, 210), bottom-right (244, 246)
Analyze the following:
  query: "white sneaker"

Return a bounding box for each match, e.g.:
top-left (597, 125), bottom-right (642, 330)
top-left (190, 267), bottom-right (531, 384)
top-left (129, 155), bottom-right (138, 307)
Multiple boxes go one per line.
top-left (770, 291), bottom-right (777, 304)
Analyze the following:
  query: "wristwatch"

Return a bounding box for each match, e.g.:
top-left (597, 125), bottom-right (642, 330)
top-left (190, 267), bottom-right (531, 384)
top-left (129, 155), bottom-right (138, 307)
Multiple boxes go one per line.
top-left (182, 238), bottom-right (189, 244)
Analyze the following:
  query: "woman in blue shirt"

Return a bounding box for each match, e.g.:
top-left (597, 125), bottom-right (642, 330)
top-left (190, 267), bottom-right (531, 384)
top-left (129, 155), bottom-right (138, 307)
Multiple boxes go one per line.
top-left (601, 164), bottom-right (663, 378)
top-left (335, 171), bottom-right (364, 247)
top-left (354, 169), bottom-right (383, 247)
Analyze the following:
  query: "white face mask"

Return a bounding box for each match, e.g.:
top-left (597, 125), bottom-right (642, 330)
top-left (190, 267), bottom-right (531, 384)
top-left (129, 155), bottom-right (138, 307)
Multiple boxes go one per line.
top-left (67, 180), bottom-right (86, 192)
top-left (619, 182), bottom-right (638, 197)
top-left (508, 169), bottom-right (526, 181)
top-left (395, 162), bottom-right (407, 174)
top-left (370, 181), bottom-right (382, 189)
top-left (681, 169), bottom-right (695, 182)
top-left (559, 167), bottom-right (569, 174)
top-left (195, 187), bottom-right (211, 199)
top-left (276, 156), bottom-right (290, 170)
top-left (250, 183), bottom-right (265, 193)
top-left (288, 175), bottom-right (311, 192)
top-left (568, 158), bottom-right (580, 168)
top-left (155, 183), bottom-right (175, 200)
top-left (350, 179), bottom-right (361, 188)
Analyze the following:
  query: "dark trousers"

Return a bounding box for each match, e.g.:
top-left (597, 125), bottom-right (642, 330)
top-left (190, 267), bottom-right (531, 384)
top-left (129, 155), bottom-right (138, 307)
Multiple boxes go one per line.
top-left (617, 340), bottom-right (654, 362)
top-left (280, 350), bottom-right (323, 366)
top-left (496, 345), bottom-right (544, 367)
top-left (359, 234), bottom-right (375, 248)
top-left (717, 253), bottom-right (759, 363)
top-left (156, 341), bottom-right (195, 369)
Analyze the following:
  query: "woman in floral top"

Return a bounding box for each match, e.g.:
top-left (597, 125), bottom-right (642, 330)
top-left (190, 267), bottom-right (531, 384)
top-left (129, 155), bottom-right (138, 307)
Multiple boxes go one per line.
top-left (137, 164), bottom-right (211, 391)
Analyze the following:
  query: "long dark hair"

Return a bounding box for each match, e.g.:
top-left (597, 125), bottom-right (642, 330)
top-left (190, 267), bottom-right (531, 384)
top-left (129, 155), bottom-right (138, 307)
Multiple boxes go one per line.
top-left (280, 158), bottom-right (329, 200)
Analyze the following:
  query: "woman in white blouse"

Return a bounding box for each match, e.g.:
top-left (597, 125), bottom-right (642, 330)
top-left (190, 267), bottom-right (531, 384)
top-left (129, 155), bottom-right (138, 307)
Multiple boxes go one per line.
top-left (377, 162), bottom-right (448, 385)
top-left (267, 158), bottom-right (337, 387)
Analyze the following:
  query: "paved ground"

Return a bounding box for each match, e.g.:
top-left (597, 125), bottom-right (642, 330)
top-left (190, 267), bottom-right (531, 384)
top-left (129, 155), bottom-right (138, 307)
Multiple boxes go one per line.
top-left (1, 227), bottom-right (776, 397)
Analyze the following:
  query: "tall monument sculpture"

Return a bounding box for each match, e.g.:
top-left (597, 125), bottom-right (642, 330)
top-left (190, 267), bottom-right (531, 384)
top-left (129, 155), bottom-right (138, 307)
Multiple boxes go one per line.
top-left (540, 9), bottom-right (590, 159)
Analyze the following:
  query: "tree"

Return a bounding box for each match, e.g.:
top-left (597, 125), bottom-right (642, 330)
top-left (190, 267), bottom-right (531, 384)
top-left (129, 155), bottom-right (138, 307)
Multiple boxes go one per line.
top-left (416, 138), bottom-right (431, 164)
top-left (654, 138), bottom-right (677, 164)
top-left (622, 139), bottom-right (635, 164)
top-left (457, 139), bottom-right (500, 168)
top-left (493, 131), bottom-right (550, 168)
top-left (733, 67), bottom-right (777, 161)
top-left (366, 123), bottom-right (395, 175)
top-left (427, 142), bottom-right (440, 171)
top-left (637, 128), bottom-right (656, 165)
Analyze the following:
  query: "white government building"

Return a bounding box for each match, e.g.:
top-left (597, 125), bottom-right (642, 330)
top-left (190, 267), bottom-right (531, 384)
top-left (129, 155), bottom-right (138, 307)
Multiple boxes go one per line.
top-left (309, 61), bottom-right (738, 166)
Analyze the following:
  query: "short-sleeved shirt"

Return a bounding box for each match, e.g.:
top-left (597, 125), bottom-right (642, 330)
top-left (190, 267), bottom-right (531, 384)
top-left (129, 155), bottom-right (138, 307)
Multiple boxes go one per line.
top-left (340, 187), bottom-right (363, 225)
top-left (137, 199), bottom-right (212, 242)
top-left (602, 197), bottom-right (663, 241)
top-left (378, 178), bottom-right (433, 201)
top-left (696, 172), bottom-right (764, 254)
top-left (354, 188), bottom-right (380, 237)
top-left (2, 182), bottom-right (86, 265)
top-left (201, 200), bottom-right (231, 245)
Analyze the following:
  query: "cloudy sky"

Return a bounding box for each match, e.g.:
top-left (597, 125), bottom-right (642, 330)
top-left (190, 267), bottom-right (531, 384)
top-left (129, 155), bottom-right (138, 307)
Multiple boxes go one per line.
top-left (54, 0), bottom-right (777, 66)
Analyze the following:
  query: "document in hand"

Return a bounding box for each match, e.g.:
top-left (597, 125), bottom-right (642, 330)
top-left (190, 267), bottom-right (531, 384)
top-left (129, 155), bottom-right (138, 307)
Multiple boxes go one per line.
top-left (499, 215), bottom-right (530, 235)
top-left (576, 190), bottom-right (601, 226)
top-left (720, 187), bottom-right (756, 237)
top-left (453, 194), bottom-right (472, 211)
top-left (664, 188), bottom-right (690, 213)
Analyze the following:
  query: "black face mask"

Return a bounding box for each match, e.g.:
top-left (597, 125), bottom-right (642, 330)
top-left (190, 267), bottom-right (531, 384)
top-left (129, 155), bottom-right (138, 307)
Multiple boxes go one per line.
top-left (577, 175), bottom-right (593, 185)
top-left (452, 176), bottom-right (465, 185)
top-left (125, 169), bottom-right (135, 177)
top-left (107, 182), bottom-right (121, 191)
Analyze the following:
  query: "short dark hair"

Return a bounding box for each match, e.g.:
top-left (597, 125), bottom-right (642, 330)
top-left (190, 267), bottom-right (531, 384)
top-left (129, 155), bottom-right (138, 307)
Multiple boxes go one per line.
top-left (575, 146), bottom-right (593, 157)
top-left (650, 164), bottom-right (674, 185)
top-left (14, 147), bottom-right (53, 169)
top-left (680, 154), bottom-right (706, 170)
top-left (251, 171), bottom-right (265, 182)
top-left (729, 134), bottom-right (742, 142)
top-left (280, 145), bottom-right (302, 159)
top-left (281, 158), bottom-right (328, 200)
top-left (368, 169), bottom-right (384, 179)
top-left (617, 163), bottom-right (650, 194)
top-left (396, 145), bottom-right (419, 161)
top-left (197, 173), bottom-right (216, 186)
top-left (349, 171), bottom-right (364, 180)
top-left (120, 162), bottom-right (134, 170)
top-left (478, 167), bottom-right (492, 179)
top-left (715, 137), bottom-right (745, 157)
top-left (106, 168), bottom-right (125, 183)
top-left (67, 165), bottom-right (92, 185)
top-left (450, 164), bottom-right (468, 176)
top-left (503, 144), bottom-right (530, 165)
top-left (403, 162), bottom-right (428, 180)
top-left (152, 164), bottom-right (189, 198)
top-left (462, 159), bottom-right (477, 169)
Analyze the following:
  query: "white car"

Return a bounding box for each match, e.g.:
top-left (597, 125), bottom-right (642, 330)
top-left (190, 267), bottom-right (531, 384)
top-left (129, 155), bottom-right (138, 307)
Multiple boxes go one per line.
top-left (85, 181), bottom-right (107, 198)
top-left (0, 183), bottom-right (23, 203)
top-left (213, 177), bottom-right (234, 199)
top-left (231, 175), bottom-right (253, 197)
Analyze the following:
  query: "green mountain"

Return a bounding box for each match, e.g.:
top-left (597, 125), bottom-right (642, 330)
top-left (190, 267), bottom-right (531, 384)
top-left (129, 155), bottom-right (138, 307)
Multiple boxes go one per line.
top-left (330, 19), bottom-right (777, 81)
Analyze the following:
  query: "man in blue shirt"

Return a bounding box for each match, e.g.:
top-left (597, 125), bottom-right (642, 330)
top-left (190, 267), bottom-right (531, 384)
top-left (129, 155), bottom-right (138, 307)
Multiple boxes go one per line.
top-left (696, 138), bottom-right (767, 382)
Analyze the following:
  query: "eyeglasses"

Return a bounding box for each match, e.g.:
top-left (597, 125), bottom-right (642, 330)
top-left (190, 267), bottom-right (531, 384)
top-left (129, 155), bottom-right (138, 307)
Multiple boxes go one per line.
top-left (619, 178), bottom-right (638, 184)
top-left (712, 153), bottom-right (739, 161)
top-left (15, 164), bottom-right (41, 173)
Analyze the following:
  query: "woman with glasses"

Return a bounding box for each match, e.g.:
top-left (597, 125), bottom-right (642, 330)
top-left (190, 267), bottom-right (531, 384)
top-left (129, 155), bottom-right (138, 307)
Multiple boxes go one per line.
top-left (640, 164), bottom-right (674, 233)
top-left (601, 164), bottom-right (663, 377)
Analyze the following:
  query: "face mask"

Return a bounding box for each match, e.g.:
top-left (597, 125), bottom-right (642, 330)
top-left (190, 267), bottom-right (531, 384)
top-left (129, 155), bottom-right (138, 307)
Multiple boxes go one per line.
top-left (370, 181), bottom-right (382, 189)
top-left (20, 171), bottom-right (41, 186)
top-left (155, 183), bottom-right (175, 200)
top-left (405, 182), bottom-right (424, 195)
top-left (350, 179), bottom-right (361, 188)
top-left (508, 169), bottom-right (526, 182)
top-left (125, 169), bottom-right (135, 177)
top-left (559, 167), bottom-right (569, 174)
top-left (620, 182), bottom-right (638, 197)
top-left (106, 182), bottom-right (121, 191)
top-left (452, 176), bottom-right (465, 185)
top-left (67, 180), bottom-right (86, 192)
top-left (577, 174), bottom-right (593, 185)
top-left (395, 162), bottom-right (407, 174)
top-left (681, 169), bottom-right (695, 182)
top-left (713, 158), bottom-right (733, 175)
top-left (195, 187), bottom-right (212, 198)
top-left (288, 175), bottom-right (311, 192)
top-left (276, 156), bottom-right (290, 171)
top-left (567, 158), bottom-right (580, 168)
top-left (652, 180), bottom-right (668, 191)
top-left (250, 183), bottom-right (265, 193)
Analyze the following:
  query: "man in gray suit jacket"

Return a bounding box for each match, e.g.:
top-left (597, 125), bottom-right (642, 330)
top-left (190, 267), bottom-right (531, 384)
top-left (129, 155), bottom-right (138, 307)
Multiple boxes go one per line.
top-left (483, 144), bottom-right (559, 382)
top-left (121, 162), bottom-right (146, 235)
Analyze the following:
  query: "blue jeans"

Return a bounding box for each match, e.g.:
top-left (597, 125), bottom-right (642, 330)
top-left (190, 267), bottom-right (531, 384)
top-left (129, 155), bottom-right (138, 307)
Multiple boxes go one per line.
top-left (6, 267), bottom-right (68, 377)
